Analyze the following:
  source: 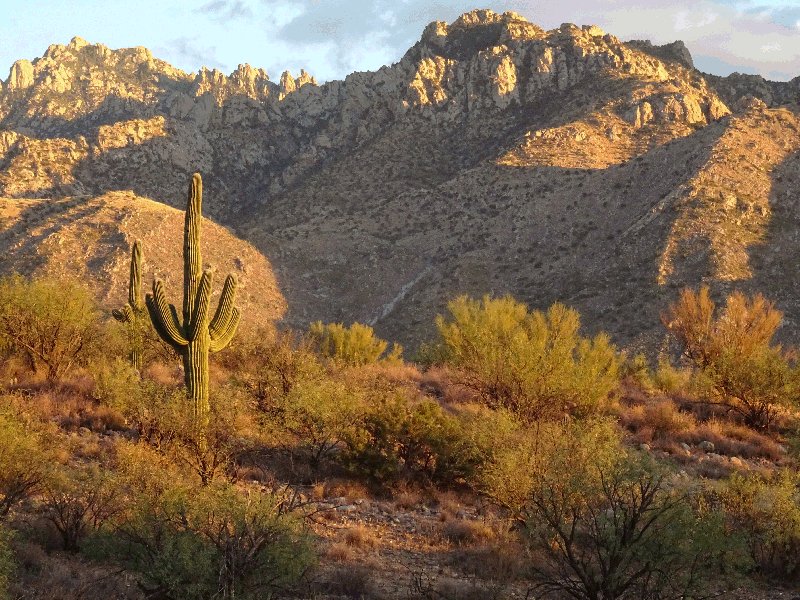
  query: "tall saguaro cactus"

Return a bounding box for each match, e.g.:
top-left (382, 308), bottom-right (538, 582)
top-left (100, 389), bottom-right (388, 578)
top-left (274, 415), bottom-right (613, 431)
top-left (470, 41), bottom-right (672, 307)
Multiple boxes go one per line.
top-left (113, 240), bottom-right (146, 372)
top-left (146, 173), bottom-right (241, 421)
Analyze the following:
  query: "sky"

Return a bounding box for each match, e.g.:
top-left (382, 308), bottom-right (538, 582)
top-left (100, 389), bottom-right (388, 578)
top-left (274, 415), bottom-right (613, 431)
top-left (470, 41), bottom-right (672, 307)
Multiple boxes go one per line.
top-left (1, 0), bottom-right (799, 83)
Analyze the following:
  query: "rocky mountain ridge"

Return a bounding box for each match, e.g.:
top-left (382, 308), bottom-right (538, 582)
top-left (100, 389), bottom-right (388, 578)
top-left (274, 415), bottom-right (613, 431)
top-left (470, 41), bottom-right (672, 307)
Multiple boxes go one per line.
top-left (0, 9), bottom-right (798, 351)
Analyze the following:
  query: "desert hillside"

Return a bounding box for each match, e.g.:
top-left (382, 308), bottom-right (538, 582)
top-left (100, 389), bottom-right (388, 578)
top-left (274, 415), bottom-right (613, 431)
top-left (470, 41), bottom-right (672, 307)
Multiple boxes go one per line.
top-left (0, 9), bottom-right (798, 351)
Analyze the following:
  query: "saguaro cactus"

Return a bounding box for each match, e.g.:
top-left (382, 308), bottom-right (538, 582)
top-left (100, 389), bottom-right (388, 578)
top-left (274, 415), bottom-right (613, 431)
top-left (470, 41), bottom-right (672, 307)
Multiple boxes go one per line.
top-left (113, 240), bottom-right (146, 371)
top-left (145, 173), bottom-right (241, 421)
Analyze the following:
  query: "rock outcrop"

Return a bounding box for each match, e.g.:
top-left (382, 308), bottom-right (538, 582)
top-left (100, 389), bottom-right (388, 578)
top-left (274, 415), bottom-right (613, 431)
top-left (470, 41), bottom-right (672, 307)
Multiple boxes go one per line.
top-left (0, 9), bottom-right (798, 351)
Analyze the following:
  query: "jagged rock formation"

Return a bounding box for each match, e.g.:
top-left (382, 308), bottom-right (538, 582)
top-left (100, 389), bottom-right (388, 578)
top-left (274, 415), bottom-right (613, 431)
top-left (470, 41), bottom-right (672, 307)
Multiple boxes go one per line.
top-left (0, 10), bottom-right (798, 350)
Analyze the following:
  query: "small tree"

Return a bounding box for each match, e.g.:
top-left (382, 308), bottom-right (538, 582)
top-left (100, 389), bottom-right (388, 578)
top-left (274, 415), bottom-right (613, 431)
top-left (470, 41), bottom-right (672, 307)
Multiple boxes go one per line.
top-left (41, 466), bottom-right (120, 552)
top-left (0, 405), bottom-right (51, 517)
top-left (433, 295), bottom-right (620, 422)
top-left (0, 275), bottom-right (105, 381)
top-left (662, 287), bottom-right (798, 430)
top-left (508, 421), bottom-right (732, 600)
top-left (308, 321), bottom-right (401, 366)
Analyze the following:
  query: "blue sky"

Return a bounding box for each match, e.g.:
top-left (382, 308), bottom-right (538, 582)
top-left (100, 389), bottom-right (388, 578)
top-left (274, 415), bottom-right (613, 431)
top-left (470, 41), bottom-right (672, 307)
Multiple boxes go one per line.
top-left (2, 0), bottom-right (799, 83)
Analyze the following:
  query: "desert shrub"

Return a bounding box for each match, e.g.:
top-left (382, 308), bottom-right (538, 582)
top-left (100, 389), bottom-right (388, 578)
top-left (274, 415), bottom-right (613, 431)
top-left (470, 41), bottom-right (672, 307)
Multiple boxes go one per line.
top-left (265, 379), bottom-right (366, 467)
top-left (40, 465), bottom-right (120, 552)
top-left (651, 358), bottom-right (692, 395)
top-left (95, 364), bottom-right (251, 483)
top-left (0, 275), bottom-right (108, 381)
top-left (308, 321), bottom-right (402, 366)
top-left (663, 287), bottom-right (799, 430)
top-left (0, 526), bottom-right (13, 600)
top-left (94, 442), bottom-right (314, 599)
top-left (717, 471), bottom-right (800, 580)
top-left (0, 403), bottom-right (52, 517)
top-left (222, 329), bottom-right (325, 408)
top-left (342, 394), bottom-right (517, 486)
top-left (620, 353), bottom-right (654, 390)
top-left (432, 295), bottom-right (620, 422)
top-left (476, 419), bottom-right (619, 517)
top-left (520, 427), bottom-right (733, 599)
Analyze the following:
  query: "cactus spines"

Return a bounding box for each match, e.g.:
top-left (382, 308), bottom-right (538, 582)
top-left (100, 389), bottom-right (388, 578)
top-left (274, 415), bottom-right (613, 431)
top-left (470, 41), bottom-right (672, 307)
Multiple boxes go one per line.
top-left (145, 173), bottom-right (240, 421)
top-left (113, 240), bottom-right (146, 371)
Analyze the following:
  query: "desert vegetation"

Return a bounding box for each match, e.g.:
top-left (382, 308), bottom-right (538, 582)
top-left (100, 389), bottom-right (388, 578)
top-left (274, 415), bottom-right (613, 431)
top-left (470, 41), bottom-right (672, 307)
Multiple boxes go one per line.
top-left (1, 180), bottom-right (800, 599)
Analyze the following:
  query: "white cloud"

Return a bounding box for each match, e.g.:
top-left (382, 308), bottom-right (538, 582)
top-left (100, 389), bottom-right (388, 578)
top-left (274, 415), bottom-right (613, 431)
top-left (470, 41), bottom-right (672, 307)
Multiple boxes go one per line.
top-left (254, 0), bottom-right (800, 81)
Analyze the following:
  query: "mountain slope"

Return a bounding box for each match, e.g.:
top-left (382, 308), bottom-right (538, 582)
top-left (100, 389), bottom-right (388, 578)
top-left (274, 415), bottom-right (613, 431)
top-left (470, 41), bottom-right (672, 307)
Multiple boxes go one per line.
top-left (0, 192), bottom-right (285, 326)
top-left (0, 9), bottom-right (797, 350)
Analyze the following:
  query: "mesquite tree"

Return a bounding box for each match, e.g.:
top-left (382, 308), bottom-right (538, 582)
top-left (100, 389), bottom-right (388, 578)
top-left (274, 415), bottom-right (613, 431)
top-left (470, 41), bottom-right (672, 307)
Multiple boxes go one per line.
top-left (146, 173), bottom-right (241, 421)
top-left (113, 240), bottom-right (146, 371)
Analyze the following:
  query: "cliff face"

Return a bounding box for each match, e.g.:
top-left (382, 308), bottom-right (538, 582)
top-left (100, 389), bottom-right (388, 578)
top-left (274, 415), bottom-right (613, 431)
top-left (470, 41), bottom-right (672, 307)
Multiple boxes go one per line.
top-left (0, 10), bottom-right (798, 350)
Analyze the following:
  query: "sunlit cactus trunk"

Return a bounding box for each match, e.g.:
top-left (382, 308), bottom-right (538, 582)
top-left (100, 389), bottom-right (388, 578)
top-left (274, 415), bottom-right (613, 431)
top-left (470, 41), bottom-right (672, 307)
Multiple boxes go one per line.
top-left (146, 173), bottom-right (241, 421)
top-left (113, 240), bottom-right (146, 372)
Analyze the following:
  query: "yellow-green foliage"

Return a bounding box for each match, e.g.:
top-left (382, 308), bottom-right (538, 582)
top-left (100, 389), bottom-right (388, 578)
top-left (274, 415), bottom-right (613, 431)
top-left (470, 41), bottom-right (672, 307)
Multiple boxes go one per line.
top-left (433, 295), bottom-right (620, 422)
top-left (0, 526), bottom-right (13, 600)
top-left (496, 419), bottom-right (734, 599)
top-left (96, 442), bottom-right (313, 599)
top-left (0, 275), bottom-right (107, 380)
top-left (342, 394), bottom-right (518, 485)
top-left (718, 471), bottom-right (800, 579)
top-left (308, 321), bottom-right (402, 366)
top-left (476, 418), bottom-right (621, 516)
top-left (0, 402), bottom-right (52, 517)
top-left (268, 378), bottom-right (366, 466)
top-left (664, 287), bottom-right (799, 429)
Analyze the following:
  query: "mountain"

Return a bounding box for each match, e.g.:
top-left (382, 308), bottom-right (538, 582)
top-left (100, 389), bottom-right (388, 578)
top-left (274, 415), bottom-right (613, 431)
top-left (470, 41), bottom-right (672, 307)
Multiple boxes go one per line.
top-left (0, 9), bottom-right (798, 351)
top-left (0, 191), bottom-right (286, 328)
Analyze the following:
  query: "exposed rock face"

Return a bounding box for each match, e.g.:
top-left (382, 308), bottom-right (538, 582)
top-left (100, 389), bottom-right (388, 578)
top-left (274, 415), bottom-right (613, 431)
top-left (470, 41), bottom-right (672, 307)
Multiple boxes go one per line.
top-left (7, 60), bottom-right (34, 90)
top-left (0, 9), bottom-right (797, 351)
top-left (627, 40), bottom-right (694, 69)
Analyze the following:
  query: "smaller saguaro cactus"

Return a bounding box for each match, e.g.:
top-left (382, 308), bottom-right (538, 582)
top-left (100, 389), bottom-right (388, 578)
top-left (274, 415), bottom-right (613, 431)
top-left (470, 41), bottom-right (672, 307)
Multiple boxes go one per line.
top-left (146, 173), bottom-right (241, 422)
top-left (113, 240), bottom-right (146, 372)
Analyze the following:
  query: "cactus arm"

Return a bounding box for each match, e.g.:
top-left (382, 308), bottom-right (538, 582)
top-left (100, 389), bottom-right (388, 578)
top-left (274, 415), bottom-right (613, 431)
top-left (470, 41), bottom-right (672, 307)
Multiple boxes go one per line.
top-left (146, 280), bottom-right (189, 347)
top-left (209, 308), bottom-right (240, 353)
top-left (189, 269), bottom-right (214, 341)
top-left (183, 173), bottom-right (203, 324)
top-left (112, 305), bottom-right (133, 324)
top-left (208, 274), bottom-right (237, 338)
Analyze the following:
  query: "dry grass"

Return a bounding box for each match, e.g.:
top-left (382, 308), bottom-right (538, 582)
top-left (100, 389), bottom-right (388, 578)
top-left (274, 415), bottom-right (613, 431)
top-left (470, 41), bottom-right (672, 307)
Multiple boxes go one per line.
top-left (419, 367), bottom-right (479, 405)
top-left (441, 519), bottom-right (495, 546)
top-left (325, 541), bottom-right (356, 562)
top-left (320, 563), bottom-right (377, 599)
top-left (393, 489), bottom-right (423, 511)
top-left (343, 524), bottom-right (380, 549)
top-left (323, 478), bottom-right (371, 501)
top-left (619, 392), bottom-right (785, 462)
top-left (676, 420), bottom-right (784, 461)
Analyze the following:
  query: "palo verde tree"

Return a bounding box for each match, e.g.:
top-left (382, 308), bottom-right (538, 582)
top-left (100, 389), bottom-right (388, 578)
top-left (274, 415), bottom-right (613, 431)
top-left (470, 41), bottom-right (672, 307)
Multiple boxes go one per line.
top-left (662, 286), bottom-right (798, 430)
top-left (146, 173), bottom-right (241, 422)
top-left (113, 240), bottom-right (147, 371)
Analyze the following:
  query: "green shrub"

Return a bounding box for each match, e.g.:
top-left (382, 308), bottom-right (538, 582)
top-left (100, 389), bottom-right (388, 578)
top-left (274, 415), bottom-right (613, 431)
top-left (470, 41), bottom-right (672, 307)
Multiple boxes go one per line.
top-left (0, 275), bottom-right (108, 381)
top-left (511, 421), bottom-right (735, 599)
top-left (432, 295), bottom-right (620, 422)
top-left (663, 287), bottom-right (799, 430)
top-left (0, 403), bottom-right (52, 517)
top-left (0, 526), bottom-right (13, 600)
top-left (308, 321), bottom-right (402, 366)
top-left (226, 330), bottom-right (325, 408)
top-left (41, 464), bottom-right (120, 552)
top-left (343, 395), bottom-right (517, 486)
top-left (717, 471), bottom-right (800, 580)
top-left (91, 441), bottom-right (313, 599)
top-left (266, 379), bottom-right (366, 467)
